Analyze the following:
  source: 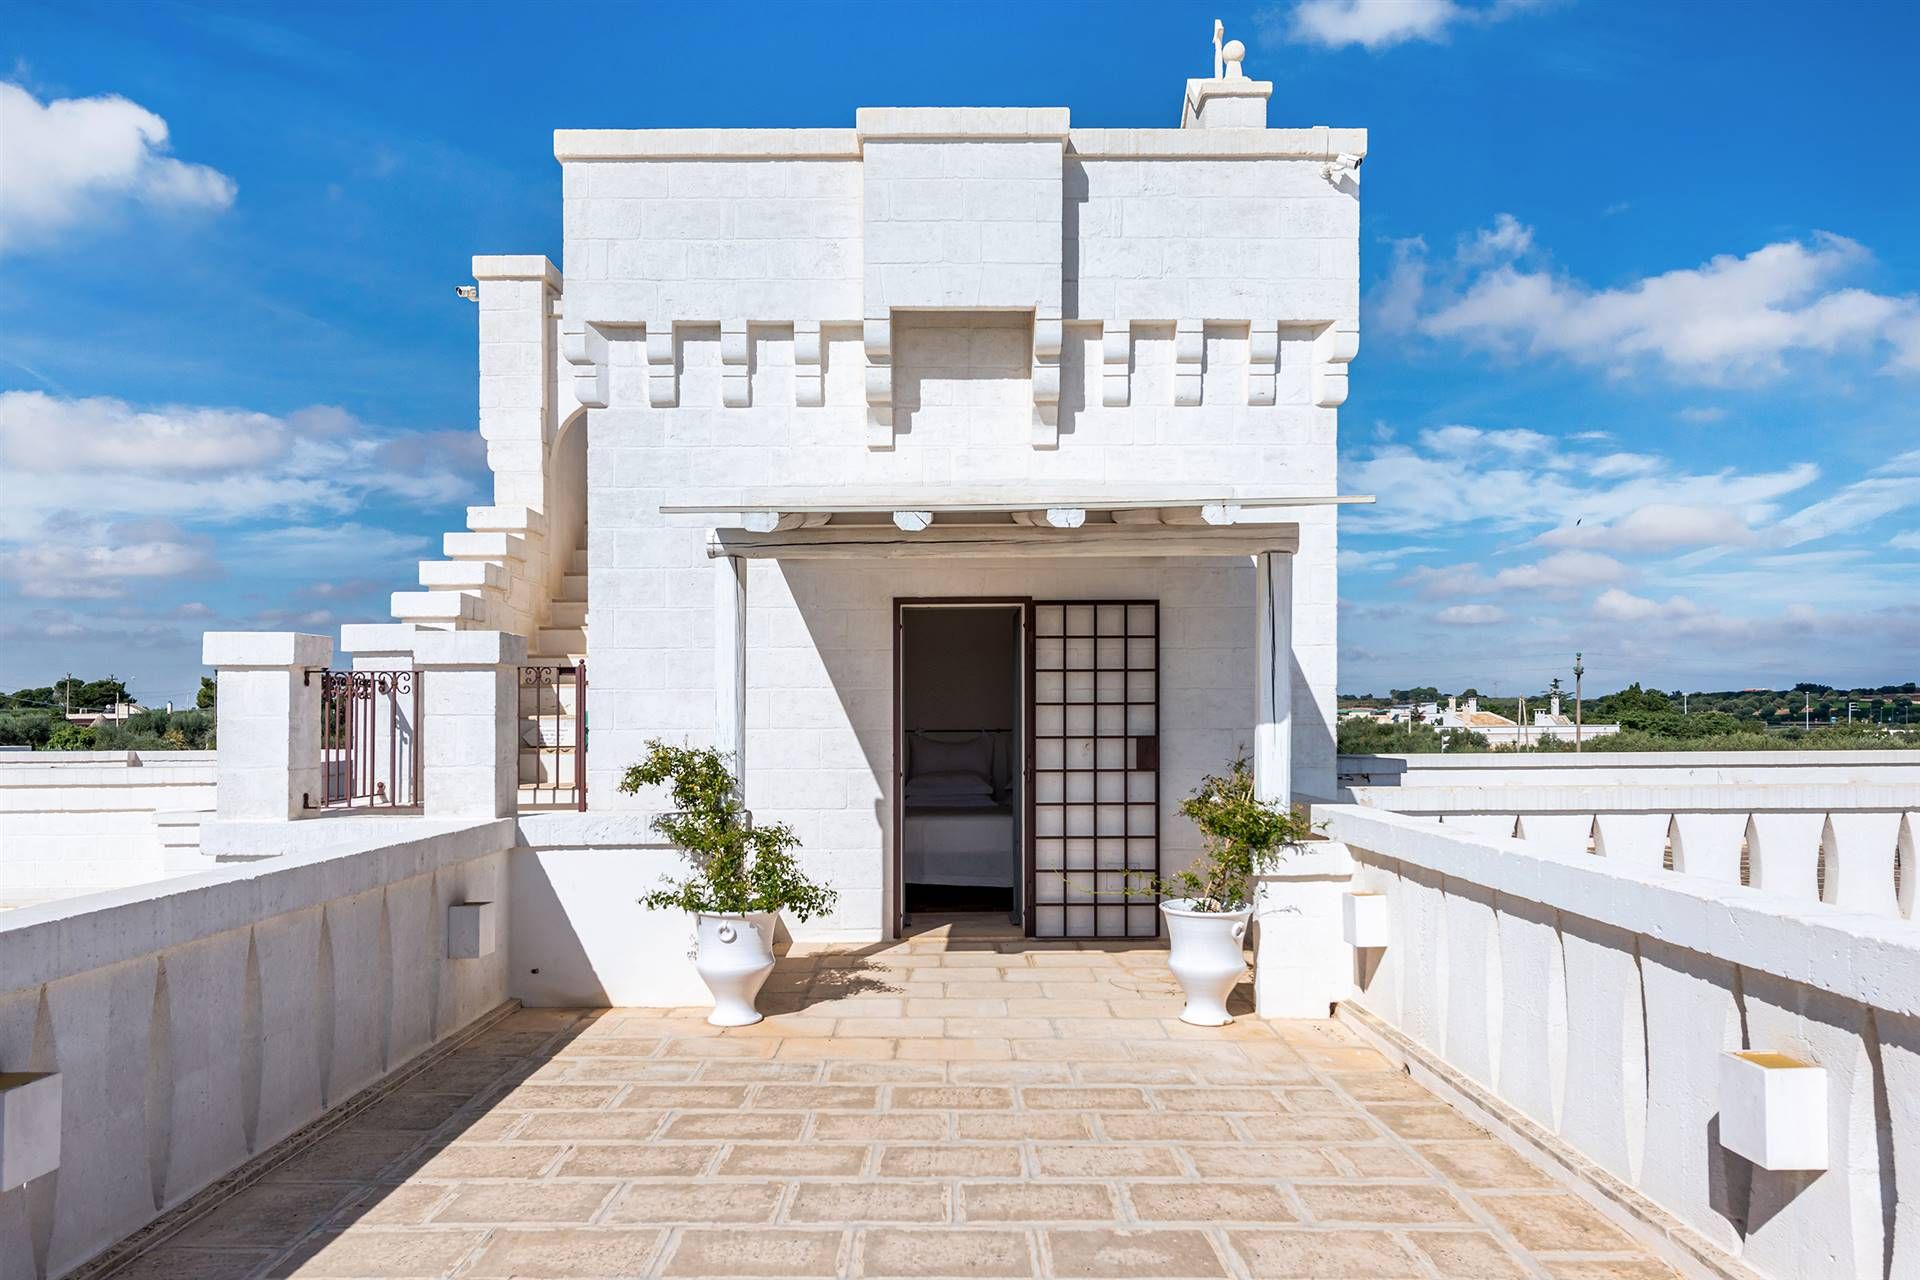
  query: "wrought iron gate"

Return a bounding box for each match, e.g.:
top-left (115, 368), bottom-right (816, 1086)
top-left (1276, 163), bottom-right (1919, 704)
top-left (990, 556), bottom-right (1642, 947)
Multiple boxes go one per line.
top-left (1029, 601), bottom-right (1160, 938)
top-left (307, 669), bottom-right (420, 809)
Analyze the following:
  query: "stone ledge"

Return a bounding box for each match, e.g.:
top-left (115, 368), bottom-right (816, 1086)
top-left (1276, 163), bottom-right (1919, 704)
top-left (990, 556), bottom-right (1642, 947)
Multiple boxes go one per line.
top-left (201, 631), bottom-right (332, 669)
top-left (555, 128), bottom-right (860, 161)
top-left (470, 254), bottom-right (561, 288)
top-left (1070, 126), bottom-right (1368, 158)
top-left (857, 107), bottom-right (1070, 140)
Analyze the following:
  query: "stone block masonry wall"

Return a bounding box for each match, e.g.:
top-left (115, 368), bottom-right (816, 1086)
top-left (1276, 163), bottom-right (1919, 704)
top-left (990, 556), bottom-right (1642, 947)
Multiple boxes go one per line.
top-left (0, 818), bottom-right (513, 1278)
top-left (1320, 803), bottom-right (1920, 1280)
top-left (583, 301), bottom-right (1341, 940)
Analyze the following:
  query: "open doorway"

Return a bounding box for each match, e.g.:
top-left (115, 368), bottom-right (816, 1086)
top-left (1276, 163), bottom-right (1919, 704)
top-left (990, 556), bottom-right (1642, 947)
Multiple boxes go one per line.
top-left (895, 601), bottom-right (1026, 934)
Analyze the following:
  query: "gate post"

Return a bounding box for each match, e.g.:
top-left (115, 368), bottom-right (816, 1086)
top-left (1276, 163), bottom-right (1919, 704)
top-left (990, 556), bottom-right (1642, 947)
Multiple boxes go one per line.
top-left (413, 630), bottom-right (527, 819)
top-left (202, 632), bottom-right (333, 820)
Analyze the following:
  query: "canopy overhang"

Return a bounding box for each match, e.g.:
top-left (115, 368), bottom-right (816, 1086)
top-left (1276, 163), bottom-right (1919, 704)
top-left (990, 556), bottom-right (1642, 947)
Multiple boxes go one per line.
top-left (661, 493), bottom-right (1371, 558)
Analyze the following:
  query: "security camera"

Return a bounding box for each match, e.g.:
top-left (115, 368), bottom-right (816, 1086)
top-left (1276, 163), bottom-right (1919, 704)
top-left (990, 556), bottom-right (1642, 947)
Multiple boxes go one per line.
top-left (1321, 153), bottom-right (1363, 188)
top-left (454, 285), bottom-right (479, 302)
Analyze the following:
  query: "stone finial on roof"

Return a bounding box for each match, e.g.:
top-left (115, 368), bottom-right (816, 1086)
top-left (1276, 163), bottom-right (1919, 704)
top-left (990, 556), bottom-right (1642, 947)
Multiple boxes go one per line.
top-left (1212, 20), bottom-right (1248, 80)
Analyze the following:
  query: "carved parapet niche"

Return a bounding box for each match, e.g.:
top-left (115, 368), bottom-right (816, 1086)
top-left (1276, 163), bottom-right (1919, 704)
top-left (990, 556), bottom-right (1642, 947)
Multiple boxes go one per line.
top-left (864, 314), bottom-right (894, 450)
top-left (1174, 319), bottom-right (1205, 407)
top-left (559, 319), bottom-right (607, 410)
top-left (794, 321), bottom-right (824, 408)
top-left (647, 320), bottom-right (678, 407)
top-left (1249, 322), bottom-right (1279, 407)
top-left (720, 320), bottom-right (750, 408)
top-left (1031, 312), bottom-right (1062, 449)
top-left (1103, 320), bottom-right (1131, 407)
top-left (1313, 319), bottom-right (1359, 408)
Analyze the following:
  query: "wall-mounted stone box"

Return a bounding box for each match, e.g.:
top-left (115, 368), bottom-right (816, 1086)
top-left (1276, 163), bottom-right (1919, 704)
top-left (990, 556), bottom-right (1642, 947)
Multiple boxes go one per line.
top-left (1341, 891), bottom-right (1390, 948)
top-left (449, 901), bottom-right (498, 959)
top-left (0, 1071), bottom-right (61, 1189)
top-left (1718, 1050), bottom-right (1827, 1171)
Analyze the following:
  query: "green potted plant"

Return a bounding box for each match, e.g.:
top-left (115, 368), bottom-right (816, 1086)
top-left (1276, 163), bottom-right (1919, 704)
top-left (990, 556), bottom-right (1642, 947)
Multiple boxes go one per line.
top-left (620, 740), bottom-right (836, 1025)
top-left (1152, 756), bottom-right (1313, 1025)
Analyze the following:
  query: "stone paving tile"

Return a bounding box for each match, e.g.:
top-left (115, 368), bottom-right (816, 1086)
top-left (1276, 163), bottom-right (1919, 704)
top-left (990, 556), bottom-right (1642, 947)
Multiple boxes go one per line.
top-left (460, 1228), bottom-right (664, 1278)
top-left (106, 921), bottom-right (1678, 1279)
top-left (1045, 1227), bottom-right (1229, 1277)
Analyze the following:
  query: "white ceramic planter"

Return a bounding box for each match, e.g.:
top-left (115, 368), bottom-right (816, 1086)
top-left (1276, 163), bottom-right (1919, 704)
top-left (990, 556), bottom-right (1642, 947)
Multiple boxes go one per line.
top-left (693, 909), bottom-right (779, 1026)
top-left (1160, 899), bottom-right (1252, 1026)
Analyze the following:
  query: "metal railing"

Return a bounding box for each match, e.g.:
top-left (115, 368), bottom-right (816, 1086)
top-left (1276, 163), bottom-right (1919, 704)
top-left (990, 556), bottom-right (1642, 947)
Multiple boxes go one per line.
top-left (520, 663), bottom-right (587, 810)
top-left (306, 669), bottom-right (420, 810)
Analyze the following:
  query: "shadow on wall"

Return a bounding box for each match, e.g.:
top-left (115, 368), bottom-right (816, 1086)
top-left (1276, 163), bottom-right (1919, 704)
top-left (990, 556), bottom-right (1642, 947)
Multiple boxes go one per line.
top-left (508, 843), bottom-right (712, 1008)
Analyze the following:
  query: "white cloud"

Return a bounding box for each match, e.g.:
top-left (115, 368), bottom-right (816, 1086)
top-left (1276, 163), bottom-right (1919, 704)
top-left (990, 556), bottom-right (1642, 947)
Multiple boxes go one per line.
top-left (1892, 531), bottom-right (1920, 551)
top-left (1587, 452), bottom-right (1662, 479)
top-left (1384, 217), bottom-right (1920, 383)
top-left (0, 519), bottom-right (216, 600)
top-left (1488, 550), bottom-right (1627, 593)
top-left (1417, 424), bottom-right (1554, 457)
top-left (1338, 544), bottom-right (1441, 573)
top-left (1777, 472), bottom-right (1920, 546)
top-left (1402, 549), bottom-right (1627, 600)
top-left (1540, 503), bottom-right (1760, 553)
top-left (1676, 406), bottom-right (1727, 424)
top-left (1591, 587), bottom-right (1664, 622)
top-left (0, 391), bottom-right (482, 541)
top-left (1275, 0), bottom-right (1543, 51)
top-left (0, 81), bottom-right (236, 251)
top-left (1459, 212), bottom-right (1534, 264)
top-left (1435, 603), bottom-right (1506, 625)
top-left (0, 391), bottom-right (481, 616)
top-left (1346, 428), bottom-right (1818, 538)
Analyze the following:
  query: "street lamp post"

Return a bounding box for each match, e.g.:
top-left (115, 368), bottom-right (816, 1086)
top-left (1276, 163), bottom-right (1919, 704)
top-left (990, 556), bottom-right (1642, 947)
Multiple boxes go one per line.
top-left (1573, 652), bottom-right (1585, 753)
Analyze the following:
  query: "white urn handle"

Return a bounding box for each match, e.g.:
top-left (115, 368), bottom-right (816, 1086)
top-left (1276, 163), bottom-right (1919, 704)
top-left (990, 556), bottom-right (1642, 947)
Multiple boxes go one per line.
top-left (717, 923), bottom-right (737, 943)
top-left (1231, 921), bottom-right (1248, 942)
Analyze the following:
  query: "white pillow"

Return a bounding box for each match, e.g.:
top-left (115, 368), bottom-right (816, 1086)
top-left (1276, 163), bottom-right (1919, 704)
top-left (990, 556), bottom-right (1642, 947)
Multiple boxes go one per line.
top-left (912, 732), bottom-right (994, 779)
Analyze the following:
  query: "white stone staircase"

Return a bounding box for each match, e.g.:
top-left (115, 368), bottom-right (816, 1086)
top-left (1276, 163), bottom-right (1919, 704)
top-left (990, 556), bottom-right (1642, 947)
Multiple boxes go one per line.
top-left (394, 506), bottom-right (546, 634)
top-left (517, 537), bottom-right (588, 808)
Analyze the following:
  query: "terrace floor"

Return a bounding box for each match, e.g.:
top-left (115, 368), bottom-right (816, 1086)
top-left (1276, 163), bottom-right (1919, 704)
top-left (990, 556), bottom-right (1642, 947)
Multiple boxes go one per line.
top-left (108, 916), bottom-right (1674, 1279)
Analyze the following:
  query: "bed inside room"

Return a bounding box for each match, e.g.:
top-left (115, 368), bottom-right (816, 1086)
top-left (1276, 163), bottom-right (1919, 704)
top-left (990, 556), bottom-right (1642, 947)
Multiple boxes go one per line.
top-left (898, 605), bottom-right (1023, 926)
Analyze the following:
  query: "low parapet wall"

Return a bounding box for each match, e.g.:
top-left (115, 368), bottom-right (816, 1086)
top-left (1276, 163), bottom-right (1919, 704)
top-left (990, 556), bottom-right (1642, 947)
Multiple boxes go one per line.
top-left (1319, 802), bottom-right (1920, 1280)
top-left (0, 817), bottom-right (514, 1278)
top-left (1340, 748), bottom-right (1920, 793)
top-left (0, 750), bottom-right (218, 907)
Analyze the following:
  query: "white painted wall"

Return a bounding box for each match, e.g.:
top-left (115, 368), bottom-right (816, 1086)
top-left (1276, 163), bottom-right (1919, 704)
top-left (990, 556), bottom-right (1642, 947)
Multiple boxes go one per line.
top-left (1319, 803), bottom-right (1920, 1280)
top-left (0, 817), bottom-right (513, 1278)
top-left (0, 751), bottom-right (217, 908)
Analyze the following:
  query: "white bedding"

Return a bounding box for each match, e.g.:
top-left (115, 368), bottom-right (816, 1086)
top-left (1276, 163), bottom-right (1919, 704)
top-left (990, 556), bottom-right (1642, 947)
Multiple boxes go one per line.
top-left (903, 805), bottom-right (1017, 887)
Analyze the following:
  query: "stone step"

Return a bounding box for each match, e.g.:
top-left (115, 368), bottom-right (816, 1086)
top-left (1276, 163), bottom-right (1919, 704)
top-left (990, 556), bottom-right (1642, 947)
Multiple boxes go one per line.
top-left (467, 505), bottom-right (546, 536)
top-left (535, 626), bottom-right (587, 657)
top-left (445, 531), bottom-right (527, 562)
top-left (419, 560), bottom-right (508, 591)
top-left (392, 590), bottom-right (482, 624)
top-left (547, 600), bottom-right (587, 628)
top-left (558, 573), bottom-right (587, 600)
top-left (570, 547), bottom-right (588, 575)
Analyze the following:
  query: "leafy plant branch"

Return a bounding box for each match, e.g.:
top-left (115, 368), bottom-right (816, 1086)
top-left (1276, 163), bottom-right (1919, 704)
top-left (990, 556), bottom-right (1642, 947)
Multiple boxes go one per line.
top-left (619, 739), bottom-right (838, 921)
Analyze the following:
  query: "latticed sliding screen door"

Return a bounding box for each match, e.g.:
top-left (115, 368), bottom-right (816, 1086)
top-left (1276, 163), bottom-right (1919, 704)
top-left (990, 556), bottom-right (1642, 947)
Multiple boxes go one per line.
top-left (1030, 602), bottom-right (1160, 938)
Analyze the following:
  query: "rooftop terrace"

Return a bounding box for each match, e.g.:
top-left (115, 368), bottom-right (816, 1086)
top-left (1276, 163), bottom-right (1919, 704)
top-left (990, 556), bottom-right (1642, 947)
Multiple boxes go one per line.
top-left (98, 919), bottom-right (1672, 1280)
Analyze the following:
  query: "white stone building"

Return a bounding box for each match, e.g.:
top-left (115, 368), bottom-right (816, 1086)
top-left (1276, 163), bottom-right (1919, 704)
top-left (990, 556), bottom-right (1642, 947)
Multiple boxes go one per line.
top-left (5, 37), bottom-right (1918, 1280)
top-left (348, 40), bottom-right (1366, 941)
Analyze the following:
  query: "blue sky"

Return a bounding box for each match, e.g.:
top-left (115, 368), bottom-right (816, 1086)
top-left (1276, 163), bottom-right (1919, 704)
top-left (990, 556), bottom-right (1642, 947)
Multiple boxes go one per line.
top-left (2, 0), bottom-right (1915, 706)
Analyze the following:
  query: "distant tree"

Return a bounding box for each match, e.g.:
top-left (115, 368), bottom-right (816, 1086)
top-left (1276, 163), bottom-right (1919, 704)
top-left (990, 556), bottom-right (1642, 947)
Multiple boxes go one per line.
top-left (46, 721), bottom-right (94, 750)
top-left (197, 676), bottom-right (217, 710)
